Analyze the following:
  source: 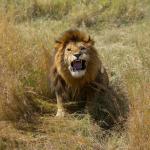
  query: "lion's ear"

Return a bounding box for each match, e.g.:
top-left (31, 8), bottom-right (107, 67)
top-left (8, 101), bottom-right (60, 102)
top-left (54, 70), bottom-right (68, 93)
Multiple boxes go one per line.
top-left (54, 39), bottom-right (63, 50)
top-left (85, 35), bottom-right (95, 46)
top-left (55, 39), bottom-right (62, 44)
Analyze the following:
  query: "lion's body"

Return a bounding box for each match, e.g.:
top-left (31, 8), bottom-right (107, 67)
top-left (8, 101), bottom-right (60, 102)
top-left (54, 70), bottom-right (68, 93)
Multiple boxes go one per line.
top-left (49, 29), bottom-right (109, 117)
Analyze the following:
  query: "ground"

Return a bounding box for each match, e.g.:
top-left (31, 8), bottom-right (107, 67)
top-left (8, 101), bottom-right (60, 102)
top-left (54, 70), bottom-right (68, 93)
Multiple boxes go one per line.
top-left (0, 115), bottom-right (128, 150)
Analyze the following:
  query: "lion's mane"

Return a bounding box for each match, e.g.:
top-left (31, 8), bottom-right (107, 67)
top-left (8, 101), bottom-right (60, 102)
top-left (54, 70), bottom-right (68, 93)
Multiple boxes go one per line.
top-left (50, 29), bottom-right (109, 97)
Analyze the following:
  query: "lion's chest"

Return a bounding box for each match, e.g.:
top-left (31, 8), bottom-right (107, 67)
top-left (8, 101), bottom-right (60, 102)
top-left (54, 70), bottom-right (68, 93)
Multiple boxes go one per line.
top-left (63, 84), bottom-right (94, 102)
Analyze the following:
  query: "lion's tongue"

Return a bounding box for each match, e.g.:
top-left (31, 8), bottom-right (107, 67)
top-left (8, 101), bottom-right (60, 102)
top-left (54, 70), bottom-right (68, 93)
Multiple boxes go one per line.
top-left (73, 61), bottom-right (82, 70)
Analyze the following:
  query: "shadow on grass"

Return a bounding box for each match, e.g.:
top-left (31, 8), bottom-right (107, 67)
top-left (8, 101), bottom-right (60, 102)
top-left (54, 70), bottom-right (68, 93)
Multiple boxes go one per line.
top-left (64, 79), bottom-right (129, 129)
top-left (89, 84), bottom-right (129, 129)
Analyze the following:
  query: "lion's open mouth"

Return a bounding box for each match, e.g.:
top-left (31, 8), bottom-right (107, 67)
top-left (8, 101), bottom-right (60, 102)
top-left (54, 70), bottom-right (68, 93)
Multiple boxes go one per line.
top-left (71, 60), bottom-right (86, 72)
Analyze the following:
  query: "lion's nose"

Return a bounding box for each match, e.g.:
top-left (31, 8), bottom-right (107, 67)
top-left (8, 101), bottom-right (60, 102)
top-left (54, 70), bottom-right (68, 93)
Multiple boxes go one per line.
top-left (74, 53), bottom-right (81, 59)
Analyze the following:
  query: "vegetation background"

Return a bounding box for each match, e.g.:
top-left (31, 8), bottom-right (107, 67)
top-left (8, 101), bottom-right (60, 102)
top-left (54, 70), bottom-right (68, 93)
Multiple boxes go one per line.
top-left (0, 0), bottom-right (150, 149)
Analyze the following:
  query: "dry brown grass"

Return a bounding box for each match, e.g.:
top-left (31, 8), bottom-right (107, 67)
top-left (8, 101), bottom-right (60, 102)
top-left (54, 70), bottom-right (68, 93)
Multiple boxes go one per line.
top-left (0, 13), bottom-right (32, 121)
top-left (94, 21), bottom-right (150, 149)
top-left (0, 12), bottom-right (53, 121)
top-left (0, 0), bottom-right (150, 149)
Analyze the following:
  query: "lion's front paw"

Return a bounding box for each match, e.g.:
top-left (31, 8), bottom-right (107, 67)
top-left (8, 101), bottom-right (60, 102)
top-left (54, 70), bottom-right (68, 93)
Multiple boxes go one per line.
top-left (56, 109), bottom-right (65, 117)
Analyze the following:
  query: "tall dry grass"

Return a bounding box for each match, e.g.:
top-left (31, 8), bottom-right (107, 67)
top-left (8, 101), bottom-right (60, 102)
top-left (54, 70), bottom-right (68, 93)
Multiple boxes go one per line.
top-left (125, 29), bottom-right (150, 149)
top-left (0, 13), bottom-right (54, 121)
top-left (0, 14), bottom-right (32, 120)
top-left (0, 0), bottom-right (145, 26)
top-left (94, 21), bottom-right (150, 149)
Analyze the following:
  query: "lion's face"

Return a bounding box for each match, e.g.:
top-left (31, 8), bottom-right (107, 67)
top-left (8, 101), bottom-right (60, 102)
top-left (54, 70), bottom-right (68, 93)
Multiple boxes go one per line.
top-left (64, 41), bottom-right (90, 78)
top-left (54, 29), bottom-right (100, 86)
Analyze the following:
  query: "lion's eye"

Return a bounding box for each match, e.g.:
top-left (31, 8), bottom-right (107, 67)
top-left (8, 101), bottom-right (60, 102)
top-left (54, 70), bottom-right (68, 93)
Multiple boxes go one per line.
top-left (80, 46), bottom-right (86, 51)
top-left (67, 48), bottom-right (71, 51)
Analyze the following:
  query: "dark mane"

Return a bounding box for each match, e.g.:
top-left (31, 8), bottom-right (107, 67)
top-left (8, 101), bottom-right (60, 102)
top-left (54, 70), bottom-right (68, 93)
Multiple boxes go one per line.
top-left (55, 29), bottom-right (93, 45)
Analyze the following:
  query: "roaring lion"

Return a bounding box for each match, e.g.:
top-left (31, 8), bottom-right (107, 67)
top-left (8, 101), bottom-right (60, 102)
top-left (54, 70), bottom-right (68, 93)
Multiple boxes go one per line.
top-left (50, 29), bottom-right (109, 117)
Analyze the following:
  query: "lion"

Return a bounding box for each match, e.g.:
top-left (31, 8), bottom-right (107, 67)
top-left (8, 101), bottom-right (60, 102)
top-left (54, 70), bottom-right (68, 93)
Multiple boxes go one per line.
top-left (50, 29), bottom-right (109, 117)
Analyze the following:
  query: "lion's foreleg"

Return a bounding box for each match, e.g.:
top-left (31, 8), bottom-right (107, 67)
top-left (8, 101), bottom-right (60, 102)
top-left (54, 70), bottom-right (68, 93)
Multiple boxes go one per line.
top-left (56, 92), bottom-right (65, 117)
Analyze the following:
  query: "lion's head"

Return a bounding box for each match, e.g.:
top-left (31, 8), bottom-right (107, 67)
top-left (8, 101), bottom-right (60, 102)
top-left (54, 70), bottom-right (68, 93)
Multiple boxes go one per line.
top-left (53, 29), bottom-right (102, 87)
top-left (64, 40), bottom-right (91, 78)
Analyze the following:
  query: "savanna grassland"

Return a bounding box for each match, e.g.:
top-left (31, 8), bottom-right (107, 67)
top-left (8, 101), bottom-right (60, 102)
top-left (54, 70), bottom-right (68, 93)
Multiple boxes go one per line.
top-left (0, 0), bottom-right (150, 150)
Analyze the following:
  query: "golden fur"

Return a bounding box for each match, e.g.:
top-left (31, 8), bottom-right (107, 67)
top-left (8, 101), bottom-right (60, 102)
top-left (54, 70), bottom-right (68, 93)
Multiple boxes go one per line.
top-left (49, 29), bottom-right (109, 116)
